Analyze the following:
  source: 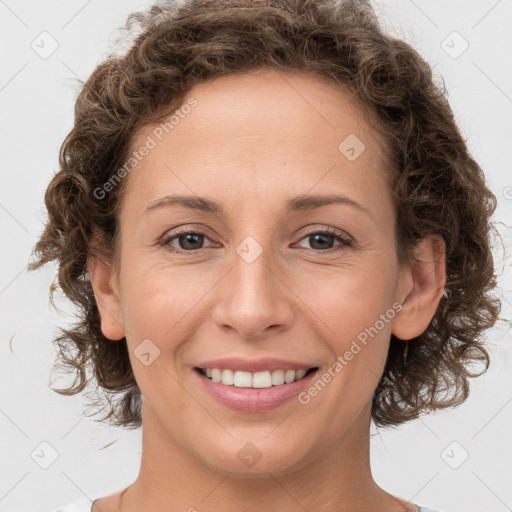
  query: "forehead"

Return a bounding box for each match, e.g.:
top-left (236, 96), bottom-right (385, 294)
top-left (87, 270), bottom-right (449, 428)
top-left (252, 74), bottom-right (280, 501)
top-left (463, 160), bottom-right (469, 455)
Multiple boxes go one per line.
top-left (121, 69), bottom-right (391, 216)
top-left (153, 68), bottom-right (384, 150)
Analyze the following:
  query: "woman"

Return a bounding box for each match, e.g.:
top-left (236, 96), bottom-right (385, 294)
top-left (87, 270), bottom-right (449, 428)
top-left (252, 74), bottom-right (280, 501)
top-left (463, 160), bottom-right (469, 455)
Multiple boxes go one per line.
top-left (30, 0), bottom-right (500, 511)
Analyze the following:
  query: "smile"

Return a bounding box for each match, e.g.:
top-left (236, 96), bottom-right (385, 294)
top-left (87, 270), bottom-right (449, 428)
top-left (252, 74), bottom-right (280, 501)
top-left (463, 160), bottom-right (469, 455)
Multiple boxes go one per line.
top-left (193, 366), bottom-right (320, 412)
top-left (196, 367), bottom-right (318, 388)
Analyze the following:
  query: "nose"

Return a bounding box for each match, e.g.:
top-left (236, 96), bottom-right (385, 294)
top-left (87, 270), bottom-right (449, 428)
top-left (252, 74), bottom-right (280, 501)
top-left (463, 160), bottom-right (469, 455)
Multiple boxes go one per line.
top-left (211, 241), bottom-right (294, 340)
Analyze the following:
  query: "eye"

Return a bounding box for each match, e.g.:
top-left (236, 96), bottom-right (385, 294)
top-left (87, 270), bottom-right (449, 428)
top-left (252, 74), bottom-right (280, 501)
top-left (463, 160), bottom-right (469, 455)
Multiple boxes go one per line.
top-left (294, 227), bottom-right (353, 252)
top-left (160, 229), bottom-right (217, 253)
top-left (159, 226), bottom-right (353, 254)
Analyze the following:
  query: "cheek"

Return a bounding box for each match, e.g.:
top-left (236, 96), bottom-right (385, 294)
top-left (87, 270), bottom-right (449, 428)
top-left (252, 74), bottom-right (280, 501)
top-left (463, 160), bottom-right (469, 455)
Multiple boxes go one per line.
top-left (305, 268), bottom-right (397, 404)
top-left (118, 266), bottom-right (200, 408)
top-left (290, 261), bottom-right (399, 397)
top-left (121, 271), bottom-right (192, 337)
top-left (291, 258), bottom-right (398, 336)
top-left (118, 259), bottom-right (217, 368)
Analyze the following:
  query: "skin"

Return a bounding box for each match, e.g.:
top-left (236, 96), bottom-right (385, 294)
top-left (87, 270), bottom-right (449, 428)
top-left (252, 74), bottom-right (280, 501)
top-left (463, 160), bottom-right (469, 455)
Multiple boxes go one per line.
top-left (89, 68), bottom-right (446, 512)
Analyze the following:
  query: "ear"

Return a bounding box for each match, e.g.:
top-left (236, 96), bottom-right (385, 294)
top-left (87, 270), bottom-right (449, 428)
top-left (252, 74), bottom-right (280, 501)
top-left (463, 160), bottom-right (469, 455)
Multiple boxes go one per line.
top-left (87, 237), bottom-right (125, 341)
top-left (392, 235), bottom-right (446, 341)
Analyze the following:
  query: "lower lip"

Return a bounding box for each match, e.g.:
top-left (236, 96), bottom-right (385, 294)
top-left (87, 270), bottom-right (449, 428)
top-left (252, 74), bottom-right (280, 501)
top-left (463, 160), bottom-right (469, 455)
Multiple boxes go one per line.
top-left (193, 368), bottom-right (318, 412)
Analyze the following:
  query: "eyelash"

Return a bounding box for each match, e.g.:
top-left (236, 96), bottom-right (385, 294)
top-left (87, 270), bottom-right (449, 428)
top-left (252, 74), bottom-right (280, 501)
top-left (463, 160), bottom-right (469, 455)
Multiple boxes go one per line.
top-left (159, 226), bottom-right (353, 254)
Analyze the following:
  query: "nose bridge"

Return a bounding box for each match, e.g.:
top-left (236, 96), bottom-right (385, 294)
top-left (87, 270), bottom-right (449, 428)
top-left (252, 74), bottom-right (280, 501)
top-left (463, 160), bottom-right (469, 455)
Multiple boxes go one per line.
top-left (235, 232), bottom-right (275, 298)
top-left (211, 224), bottom-right (292, 339)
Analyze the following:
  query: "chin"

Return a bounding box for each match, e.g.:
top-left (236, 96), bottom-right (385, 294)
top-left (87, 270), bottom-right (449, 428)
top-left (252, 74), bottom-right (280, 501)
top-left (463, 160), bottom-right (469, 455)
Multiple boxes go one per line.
top-left (191, 432), bottom-right (314, 478)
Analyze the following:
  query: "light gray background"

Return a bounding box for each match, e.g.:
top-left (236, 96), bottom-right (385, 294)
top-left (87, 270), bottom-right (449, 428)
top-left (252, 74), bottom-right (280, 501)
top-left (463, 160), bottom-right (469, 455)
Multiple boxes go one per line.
top-left (1, 1), bottom-right (511, 511)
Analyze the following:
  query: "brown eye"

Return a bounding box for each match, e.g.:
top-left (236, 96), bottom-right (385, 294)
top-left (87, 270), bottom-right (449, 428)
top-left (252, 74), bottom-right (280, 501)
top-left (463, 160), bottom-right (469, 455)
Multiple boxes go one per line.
top-left (307, 233), bottom-right (336, 250)
top-left (296, 229), bottom-right (353, 252)
top-left (161, 230), bottom-right (215, 253)
top-left (175, 233), bottom-right (205, 250)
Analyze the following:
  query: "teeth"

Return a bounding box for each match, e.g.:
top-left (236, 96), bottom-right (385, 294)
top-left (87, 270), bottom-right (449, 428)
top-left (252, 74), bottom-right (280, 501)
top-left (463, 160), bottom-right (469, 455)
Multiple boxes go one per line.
top-left (200, 367), bottom-right (313, 387)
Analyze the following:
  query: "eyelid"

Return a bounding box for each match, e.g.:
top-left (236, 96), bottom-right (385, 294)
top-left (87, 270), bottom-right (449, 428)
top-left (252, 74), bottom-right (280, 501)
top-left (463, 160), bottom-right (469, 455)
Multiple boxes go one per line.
top-left (159, 223), bottom-right (215, 237)
top-left (298, 225), bottom-right (352, 241)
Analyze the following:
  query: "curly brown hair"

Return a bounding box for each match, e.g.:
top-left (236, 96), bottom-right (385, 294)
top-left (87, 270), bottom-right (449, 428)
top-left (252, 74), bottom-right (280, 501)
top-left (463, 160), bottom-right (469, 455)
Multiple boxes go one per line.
top-left (28, 0), bottom-right (501, 429)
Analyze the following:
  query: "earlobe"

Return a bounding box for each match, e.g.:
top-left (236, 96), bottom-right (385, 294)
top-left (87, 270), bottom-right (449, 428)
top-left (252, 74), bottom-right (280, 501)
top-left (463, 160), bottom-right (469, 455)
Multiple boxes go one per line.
top-left (392, 235), bottom-right (446, 341)
top-left (87, 253), bottom-right (125, 341)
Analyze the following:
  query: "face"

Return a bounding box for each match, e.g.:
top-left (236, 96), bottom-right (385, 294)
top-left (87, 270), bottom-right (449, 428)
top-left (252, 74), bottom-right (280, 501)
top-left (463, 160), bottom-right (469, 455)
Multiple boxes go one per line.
top-left (93, 69), bottom-right (432, 477)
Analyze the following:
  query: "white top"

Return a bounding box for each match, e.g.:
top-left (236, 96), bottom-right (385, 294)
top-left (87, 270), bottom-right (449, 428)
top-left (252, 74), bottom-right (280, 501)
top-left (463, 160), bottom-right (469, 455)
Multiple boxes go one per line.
top-left (52, 500), bottom-right (443, 512)
top-left (53, 500), bottom-right (95, 512)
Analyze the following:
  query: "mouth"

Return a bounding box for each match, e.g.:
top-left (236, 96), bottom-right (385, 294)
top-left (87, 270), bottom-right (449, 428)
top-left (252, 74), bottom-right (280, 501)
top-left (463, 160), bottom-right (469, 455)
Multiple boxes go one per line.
top-left (193, 365), bottom-right (320, 412)
top-left (194, 366), bottom-right (319, 388)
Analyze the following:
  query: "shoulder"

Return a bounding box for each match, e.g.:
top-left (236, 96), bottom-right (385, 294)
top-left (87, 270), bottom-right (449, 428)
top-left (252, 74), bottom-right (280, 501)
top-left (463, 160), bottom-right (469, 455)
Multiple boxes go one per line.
top-left (51, 499), bottom-right (94, 512)
top-left (51, 489), bottom-right (123, 512)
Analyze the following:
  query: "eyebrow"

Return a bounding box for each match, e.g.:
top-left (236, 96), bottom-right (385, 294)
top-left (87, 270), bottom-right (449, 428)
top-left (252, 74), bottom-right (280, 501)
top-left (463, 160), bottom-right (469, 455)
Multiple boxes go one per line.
top-left (145, 193), bottom-right (371, 217)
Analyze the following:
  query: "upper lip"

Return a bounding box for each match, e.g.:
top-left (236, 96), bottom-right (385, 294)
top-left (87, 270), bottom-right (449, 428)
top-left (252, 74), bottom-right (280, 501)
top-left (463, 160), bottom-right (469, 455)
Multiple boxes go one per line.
top-left (195, 357), bottom-right (318, 373)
